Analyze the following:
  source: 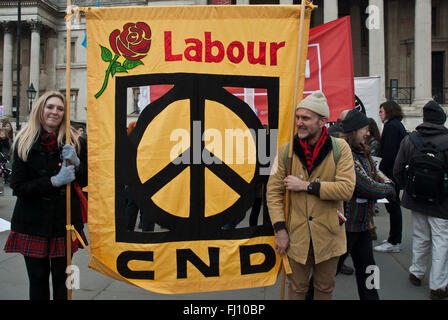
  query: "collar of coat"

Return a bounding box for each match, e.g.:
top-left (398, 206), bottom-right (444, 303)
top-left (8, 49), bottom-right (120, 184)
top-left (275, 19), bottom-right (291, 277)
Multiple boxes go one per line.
top-left (293, 131), bottom-right (333, 174)
top-left (352, 148), bottom-right (380, 182)
top-left (416, 122), bottom-right (448, 136)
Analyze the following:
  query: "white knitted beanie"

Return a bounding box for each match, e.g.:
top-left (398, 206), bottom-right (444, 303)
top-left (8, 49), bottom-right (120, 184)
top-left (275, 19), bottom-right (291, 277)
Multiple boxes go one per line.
top-left (296, 90), bottom-right (330, 118)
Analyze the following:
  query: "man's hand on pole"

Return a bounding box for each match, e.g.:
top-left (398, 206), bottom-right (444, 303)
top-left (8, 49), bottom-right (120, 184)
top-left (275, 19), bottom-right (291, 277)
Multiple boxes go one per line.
top-left (275, 229), bottom-right (290, 256)
top-left (284, 175), bottom-right (310, 192)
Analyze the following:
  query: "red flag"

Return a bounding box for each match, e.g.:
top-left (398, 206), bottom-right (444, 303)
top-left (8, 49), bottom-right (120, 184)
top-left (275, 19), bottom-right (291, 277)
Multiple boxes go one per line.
top-left (304, 16), bottom-right (355, 121)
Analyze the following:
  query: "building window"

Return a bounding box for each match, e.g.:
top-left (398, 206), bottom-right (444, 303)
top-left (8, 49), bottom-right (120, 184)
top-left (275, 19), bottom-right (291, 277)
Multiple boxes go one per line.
top-left (432, 7), bottom-right (439, 36)
top-left (40, 41), bottom-right (46, 66)
top-left (63, 39), bottom-right (76, 63)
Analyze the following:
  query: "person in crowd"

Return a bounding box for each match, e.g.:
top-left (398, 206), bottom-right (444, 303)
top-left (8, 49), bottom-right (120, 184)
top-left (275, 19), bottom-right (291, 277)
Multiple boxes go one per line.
top-left (1, 118), bottom-right (14, 142)
top-left (248, 184), bottom-right (267, 227)
top-left (328, 109), bottom-right (351, 138)
top-left (374, 101), bottom-right (407, 253)
top-left (0, 129), bottom-right (11, 155)
top-left (367, 118), bottom-right (381, 157)
top-left (3, 91), bottom-right (87, 300)
top-left (367, 117), bottom-right (382, 240)
top-left (249, 126), bottom-right (269, 227)
top-left (393, 100), bottom-right (448, 300)
top-left (327, 108), bottom-right (355, 276)
top-left (126, 121), bottom-right (154, 232)
top-left (340, 109), bottom-right (396, 300)
top-left (267, 90), bottom-right (355, 300)
top-left (73, 124), bottom-right (86, 140)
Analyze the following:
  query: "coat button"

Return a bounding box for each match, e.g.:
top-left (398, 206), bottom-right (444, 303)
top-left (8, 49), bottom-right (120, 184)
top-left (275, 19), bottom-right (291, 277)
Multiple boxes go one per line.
top-left (308, 216), bottom-right (313, 221)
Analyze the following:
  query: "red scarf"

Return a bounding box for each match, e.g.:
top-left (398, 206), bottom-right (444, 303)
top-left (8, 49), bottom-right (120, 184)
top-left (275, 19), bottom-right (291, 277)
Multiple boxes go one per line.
top-left (298, 126), bottom-right (329, 173)
top-left (40, 131), bottom-right (58, 151)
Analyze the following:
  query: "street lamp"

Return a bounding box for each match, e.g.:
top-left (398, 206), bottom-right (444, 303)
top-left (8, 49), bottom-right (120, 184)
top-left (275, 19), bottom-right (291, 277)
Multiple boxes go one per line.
top-left (26, 83), bottom-right (36, 113)
top-left (16, 0), bottom-right (21, 131)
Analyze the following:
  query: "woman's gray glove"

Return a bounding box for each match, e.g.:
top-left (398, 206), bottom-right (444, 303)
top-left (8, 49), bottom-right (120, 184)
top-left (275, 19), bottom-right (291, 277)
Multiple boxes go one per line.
top-left (62, 144), bottom-right (80, 167)
top-left (51, 162), bottom-right (75, 187)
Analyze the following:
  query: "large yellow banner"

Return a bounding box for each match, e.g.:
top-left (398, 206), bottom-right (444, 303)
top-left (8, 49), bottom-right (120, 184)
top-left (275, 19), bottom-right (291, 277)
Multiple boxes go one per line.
top-left (85, 4), bottom-right (312, 294)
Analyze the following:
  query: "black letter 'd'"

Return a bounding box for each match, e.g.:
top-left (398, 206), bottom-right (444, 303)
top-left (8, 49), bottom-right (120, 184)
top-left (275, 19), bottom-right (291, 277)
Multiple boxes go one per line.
top-left (240, 244), bottom-right (276, 275)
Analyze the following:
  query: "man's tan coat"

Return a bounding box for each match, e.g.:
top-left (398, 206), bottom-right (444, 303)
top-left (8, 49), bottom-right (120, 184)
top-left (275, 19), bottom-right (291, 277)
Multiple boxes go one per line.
top-left (267, 138), bottom-right (355, 264)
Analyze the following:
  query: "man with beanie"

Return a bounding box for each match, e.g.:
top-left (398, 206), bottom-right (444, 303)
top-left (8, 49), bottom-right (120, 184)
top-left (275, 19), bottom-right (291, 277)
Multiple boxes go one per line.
top-left (394, 100), bottom-right (448, 300)
top-left (340, 109), bottom-right (396, 300)
top-left (267, 90), bottom-right (356, 299)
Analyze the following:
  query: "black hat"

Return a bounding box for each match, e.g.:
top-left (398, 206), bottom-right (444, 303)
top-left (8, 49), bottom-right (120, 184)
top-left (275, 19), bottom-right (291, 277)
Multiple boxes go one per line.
top-left (342, 109), bottom-right (370, 133)
top-left (423, 100), bottom-right (446, 125)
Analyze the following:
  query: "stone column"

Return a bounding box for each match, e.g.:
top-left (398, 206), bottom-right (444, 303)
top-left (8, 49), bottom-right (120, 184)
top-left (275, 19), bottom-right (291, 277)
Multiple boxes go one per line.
top-left (324, 0), bottom-right (338, 23)
top-left (29, 20), bottom-right (42, 97)
top-left (1, 22), bottom-right (14, 117)
top-left (46, 32), bottom-right (57, 91)
top-left (236, 0), bottom-right (249, 4)
top-left (368, 0), bottom-right (386, 101)
top-left (412, 0), bottom-right (432, 107)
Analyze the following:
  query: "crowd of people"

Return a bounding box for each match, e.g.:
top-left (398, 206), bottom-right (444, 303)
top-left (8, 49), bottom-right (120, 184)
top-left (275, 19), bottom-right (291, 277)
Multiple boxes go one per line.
top-left (267, 91), bottom-right (448, 300)
top-left (1, 89), bottom-right (447, 301)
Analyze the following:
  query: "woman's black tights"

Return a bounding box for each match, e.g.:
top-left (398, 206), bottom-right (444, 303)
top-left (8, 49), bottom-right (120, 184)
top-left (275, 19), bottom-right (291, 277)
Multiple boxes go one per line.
top-left (24, 256), bottom-right (68, 300)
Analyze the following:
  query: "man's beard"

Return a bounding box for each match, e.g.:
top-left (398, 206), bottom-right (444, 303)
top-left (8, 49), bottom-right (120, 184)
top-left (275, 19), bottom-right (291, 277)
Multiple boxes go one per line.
top-left (297, 131), bottom-right (308, 140)
top-left (298, 128), bottom-right (319, 142)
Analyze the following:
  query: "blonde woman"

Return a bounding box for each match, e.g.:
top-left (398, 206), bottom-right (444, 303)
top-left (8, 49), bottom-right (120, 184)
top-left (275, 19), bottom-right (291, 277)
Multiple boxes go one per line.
top-left (3, 91), bottom-right (87, 300)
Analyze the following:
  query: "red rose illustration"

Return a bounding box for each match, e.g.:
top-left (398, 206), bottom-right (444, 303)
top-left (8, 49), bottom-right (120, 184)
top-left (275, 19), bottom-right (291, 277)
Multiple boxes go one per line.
top-left (109, 22), bottom-right (151, 61)
top-left (95, 22), bottom-right (151, 98)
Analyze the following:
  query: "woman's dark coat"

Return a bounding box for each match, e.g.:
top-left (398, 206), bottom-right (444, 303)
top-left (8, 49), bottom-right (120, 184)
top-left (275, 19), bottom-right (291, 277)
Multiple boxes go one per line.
top-left (10, 135), bottom-right (87, 237)
top-left (379, 118), bottom-right (407, 179)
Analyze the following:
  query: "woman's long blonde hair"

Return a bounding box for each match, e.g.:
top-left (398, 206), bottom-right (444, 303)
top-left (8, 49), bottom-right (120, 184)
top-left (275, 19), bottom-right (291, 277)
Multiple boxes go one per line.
top-left (13, 91), bottom-right (80, 161)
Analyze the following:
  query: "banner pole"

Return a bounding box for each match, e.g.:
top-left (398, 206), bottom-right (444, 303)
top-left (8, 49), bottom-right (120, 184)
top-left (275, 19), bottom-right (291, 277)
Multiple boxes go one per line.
top-left (65, 0), bottom-right (72, 301)
top-left (281, 0), bottom-right (308, 300)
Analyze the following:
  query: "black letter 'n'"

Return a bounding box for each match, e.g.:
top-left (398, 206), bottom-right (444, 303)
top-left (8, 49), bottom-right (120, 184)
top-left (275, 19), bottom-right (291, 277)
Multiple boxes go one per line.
top-left (177, 247), bottom-right (219, 279)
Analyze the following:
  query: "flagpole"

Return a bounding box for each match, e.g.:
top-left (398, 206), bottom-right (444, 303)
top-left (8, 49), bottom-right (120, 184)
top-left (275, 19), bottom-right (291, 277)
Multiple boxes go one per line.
top-left (280, 0), bottom-right (308, 300)
top-left (65, 0), bottom-right (73, 301)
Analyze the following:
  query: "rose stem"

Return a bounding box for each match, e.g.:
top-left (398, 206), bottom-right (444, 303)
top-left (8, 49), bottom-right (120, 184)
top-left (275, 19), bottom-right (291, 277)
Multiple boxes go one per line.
top-left (94, 55), bottom-right (119, 98)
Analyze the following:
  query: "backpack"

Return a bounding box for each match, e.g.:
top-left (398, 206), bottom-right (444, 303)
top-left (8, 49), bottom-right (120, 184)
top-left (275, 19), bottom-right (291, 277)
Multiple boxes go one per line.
top-left (405, 132), bottom-right (448, 204)
top-left (283, 136), bottom-right (341, 168)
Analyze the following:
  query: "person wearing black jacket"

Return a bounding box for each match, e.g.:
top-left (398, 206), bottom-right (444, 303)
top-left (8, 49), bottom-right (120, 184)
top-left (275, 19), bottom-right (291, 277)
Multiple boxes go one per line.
top-left (3, 91), bottom-right (87, 300)
top-left (393, 101), bottom-right (448, 300)
top-left (374, 101), bottom-right (407, 253)
top-left (0, 129), bottom-right (10, 155)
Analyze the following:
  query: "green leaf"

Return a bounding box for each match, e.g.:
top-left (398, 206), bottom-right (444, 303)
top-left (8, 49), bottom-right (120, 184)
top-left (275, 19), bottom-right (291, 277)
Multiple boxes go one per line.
top-left (100, 45), bottom-right (113, 62)
top-left (116, 66), bottom-right (128, 73)
top-left (123, 59), bottom-right (143, 70)
top-left (111, 60), bottom-right (123, 77)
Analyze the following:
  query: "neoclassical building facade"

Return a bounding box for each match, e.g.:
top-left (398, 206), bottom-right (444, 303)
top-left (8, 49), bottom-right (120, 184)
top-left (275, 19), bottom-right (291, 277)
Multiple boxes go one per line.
top-left (0, 0), bottom-right (447, 129)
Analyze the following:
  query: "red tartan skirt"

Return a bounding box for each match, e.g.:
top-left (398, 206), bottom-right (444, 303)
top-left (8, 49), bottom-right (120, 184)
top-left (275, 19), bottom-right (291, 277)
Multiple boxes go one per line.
top-left (3, 230), bottom-right (88, 258)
